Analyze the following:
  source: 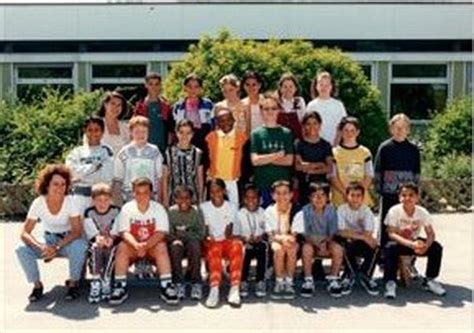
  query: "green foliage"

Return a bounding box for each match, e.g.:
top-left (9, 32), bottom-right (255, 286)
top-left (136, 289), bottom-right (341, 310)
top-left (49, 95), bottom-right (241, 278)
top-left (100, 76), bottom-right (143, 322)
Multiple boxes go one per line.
top-left (163, 30), bottom-right (387, 152)
top-left (425, 97), bottom-right (472, 158)
top-left (421, 150), bottom-right (471, 212)
top-left (0, 89), bottom-right (102, 183)
top-left (423, 153), bottom-right (472, 181)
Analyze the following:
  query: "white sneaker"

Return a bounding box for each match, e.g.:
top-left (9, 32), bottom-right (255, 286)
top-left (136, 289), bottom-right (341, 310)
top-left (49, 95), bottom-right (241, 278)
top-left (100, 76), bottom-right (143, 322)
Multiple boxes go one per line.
top-left (424, 279), bottom-right (446, 296)
top-left (228, 285), bottom-right (241, 307)
top-left (205, 286), bottom-right (219, 308)
top-left (271, 281), bottom-right (285, 300)
top-left (384, 281), bottom-right (397, 299)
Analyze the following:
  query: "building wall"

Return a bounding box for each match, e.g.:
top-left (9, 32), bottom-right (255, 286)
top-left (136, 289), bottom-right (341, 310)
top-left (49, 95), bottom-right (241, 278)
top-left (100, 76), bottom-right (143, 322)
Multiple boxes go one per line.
top-left (0, 3), bottom-right (471, 118)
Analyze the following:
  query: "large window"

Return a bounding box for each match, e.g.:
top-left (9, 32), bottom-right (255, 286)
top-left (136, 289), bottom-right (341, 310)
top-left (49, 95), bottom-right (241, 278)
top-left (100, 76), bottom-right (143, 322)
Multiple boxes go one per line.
top-left (390, 64), bottom-right (449, 120)
top-left (90, 64), bottom-right (147, 92)
top-left (15, 64), bottom-right (74, 101)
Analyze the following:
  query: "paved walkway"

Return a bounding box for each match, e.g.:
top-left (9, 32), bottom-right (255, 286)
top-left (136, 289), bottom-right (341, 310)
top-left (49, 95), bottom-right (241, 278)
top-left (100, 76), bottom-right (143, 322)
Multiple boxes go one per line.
top-left (0, 213), bottom-right (472, 333)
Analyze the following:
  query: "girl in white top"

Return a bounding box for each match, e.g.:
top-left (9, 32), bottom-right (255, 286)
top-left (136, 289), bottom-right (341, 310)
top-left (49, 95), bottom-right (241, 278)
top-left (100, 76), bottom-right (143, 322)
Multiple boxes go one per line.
top-left (98, 91), bottom-right (130, 155)
top-left (306, 71), bottom-right (347, 146)
top-left (15, 164), bottom-right (88, 302)
top-left (241, 70), bottom-right (265, 131)
top-left (200, 178), bottom-right (243, 308)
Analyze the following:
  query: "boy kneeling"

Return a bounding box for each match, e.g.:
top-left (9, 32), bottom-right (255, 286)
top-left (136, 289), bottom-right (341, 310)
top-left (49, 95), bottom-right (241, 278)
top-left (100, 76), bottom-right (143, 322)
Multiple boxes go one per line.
top-left (292, 183), bottom-right (344, 298)
top-left (383, 182), bottom-right (446, 299)
top-left (110, 177), bottom-right (178, 305)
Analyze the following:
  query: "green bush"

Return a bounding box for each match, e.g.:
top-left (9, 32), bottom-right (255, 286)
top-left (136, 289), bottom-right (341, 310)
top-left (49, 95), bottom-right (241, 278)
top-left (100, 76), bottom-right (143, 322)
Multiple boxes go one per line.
top-left (163, 30), bottom-right (387, 153)
top-left (425, 97), bottom-right (472, 158)
top-left (0, 89), bottom-right (102, 184)
top-left (421, 153), bottom-right (472, 212)
top-left (423, 153), bottom-right (472, 180)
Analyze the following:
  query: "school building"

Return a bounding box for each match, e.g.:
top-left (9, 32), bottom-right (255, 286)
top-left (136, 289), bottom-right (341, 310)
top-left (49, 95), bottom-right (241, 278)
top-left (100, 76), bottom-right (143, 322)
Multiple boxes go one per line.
top-left (0, 1), bottom-right (471, 122)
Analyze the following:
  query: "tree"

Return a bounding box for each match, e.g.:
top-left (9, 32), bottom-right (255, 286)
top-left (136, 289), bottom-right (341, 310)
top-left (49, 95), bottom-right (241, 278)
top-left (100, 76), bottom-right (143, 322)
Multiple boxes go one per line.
top-left (163, 30), bottom-right (387, 152)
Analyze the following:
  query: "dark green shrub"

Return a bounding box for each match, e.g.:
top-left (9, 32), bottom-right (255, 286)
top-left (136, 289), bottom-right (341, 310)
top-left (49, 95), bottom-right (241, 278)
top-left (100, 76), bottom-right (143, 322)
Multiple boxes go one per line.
top-left (163, 30), bottom-right (387, 152)
top-left (0, 89), bottom-right (102, 183)
top-left (425, 97), bottom-right (472, 158)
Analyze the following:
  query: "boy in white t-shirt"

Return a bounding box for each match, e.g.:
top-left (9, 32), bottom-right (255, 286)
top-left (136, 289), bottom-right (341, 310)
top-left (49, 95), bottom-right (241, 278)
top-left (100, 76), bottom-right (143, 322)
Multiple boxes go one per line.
top-left (383, 182), bottom-right (445, 299)
top-left (109, 177), bottom-right (178, 306)
top-left (201, 178), bottom-right (243, 308)
top-left (336, 182), bottom-right (379, 296)
top-left (235, 184), bottom-right (268, 298)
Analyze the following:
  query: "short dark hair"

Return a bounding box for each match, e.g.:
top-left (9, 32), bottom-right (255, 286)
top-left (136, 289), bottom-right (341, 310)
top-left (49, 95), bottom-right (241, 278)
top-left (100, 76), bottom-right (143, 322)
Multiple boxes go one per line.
top-left (208, 178), bottom-right (226, 191)
top-left (84, 116), bottom-right (105, 132)
top-left (302, 111), bottom-right (322, 126)
top-left (98, 91), bottom-right (128, 120)
top-left (132, 177), bottom-right (153, 192)
top-left (398, 182), bottom-right (419, 195)
top-left (242, 70), bottom-right (263, 87)
top-left (346, 181), bottom-right (365, 195)
top-left (145, 72), bottom-right (162, 83)
top-left (271, 180), bottom-right (292, 192)
top-left (175, 118), bottom-right (195, 133)
top-left (173, 185), bottom-right (194, 199)
top-left (308, 182), bottom-right (330, 197)
top-left (338, 116), bottom-right (360, 131)
top-left (35, 164), bottom-right (72, 196)
top-left (243, 183), bottom-right (260, 197)
top-left (183, 73), bottom-right (203, 87)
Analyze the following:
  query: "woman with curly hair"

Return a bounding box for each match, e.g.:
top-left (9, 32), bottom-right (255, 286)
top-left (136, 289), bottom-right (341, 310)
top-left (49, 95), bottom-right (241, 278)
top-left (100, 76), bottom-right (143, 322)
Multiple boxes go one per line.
top-left (15, 164), bottom-right (88, 302)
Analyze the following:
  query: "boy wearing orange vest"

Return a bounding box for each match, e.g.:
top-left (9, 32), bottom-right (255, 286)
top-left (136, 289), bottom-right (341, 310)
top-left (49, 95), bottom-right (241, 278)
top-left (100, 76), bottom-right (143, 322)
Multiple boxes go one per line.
top-left (205, 107), bottom-right (248, 206)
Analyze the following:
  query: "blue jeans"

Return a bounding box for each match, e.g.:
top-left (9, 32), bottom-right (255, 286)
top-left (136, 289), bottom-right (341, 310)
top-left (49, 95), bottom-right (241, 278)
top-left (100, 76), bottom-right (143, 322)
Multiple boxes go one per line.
top-left (15, 232), bottom-right (88, 284)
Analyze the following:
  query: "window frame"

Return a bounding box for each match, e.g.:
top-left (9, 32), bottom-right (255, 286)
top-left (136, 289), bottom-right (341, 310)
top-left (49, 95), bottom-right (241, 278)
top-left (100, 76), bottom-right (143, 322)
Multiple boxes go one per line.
top-left (13, 63), bottom-right (77, 97)
top-left (87, 62), bottom-right (151, 91)
top-left (389, 62), bottom-right (451, 123)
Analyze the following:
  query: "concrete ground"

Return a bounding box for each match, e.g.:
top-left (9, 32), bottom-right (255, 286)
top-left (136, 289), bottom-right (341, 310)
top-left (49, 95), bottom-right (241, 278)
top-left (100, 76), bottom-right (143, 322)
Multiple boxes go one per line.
top-left (0, 213), bottom-right (472, 333)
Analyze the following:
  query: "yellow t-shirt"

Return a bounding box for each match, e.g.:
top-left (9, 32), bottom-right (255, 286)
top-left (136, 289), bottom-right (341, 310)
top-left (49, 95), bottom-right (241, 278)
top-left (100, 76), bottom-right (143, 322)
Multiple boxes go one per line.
top-left (331, 144), bottom-right (374, 207)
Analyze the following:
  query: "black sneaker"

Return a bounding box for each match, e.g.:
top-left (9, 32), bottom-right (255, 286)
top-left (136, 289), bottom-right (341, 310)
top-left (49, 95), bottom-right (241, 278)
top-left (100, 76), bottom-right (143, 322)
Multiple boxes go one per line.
top-left (161, 283), bottom-right (179, 305)
top-left (28, 286), bottom-right (43, 302)
top-left (327, 279), bottom-right (343, 298)
top-left (360, 276), bottom-right (379, 296)
top-left (300, 280), bottom-right (315, 298)
top-left (340, 277), bottom-right (354, 296)
top-left (109, 283), bottom-right (128, 305)
top-left (65, 285), bottom-right (80, 300)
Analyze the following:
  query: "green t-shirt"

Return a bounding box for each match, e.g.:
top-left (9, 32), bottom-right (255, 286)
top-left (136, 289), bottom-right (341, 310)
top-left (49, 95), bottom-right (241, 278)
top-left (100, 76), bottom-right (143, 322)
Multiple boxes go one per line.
top-left (250, 125), bottom-right (294, 190)
top-left (168, 206), bottom-right (206, 242)
top-left (147, 101), bottom-right (166, 152)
